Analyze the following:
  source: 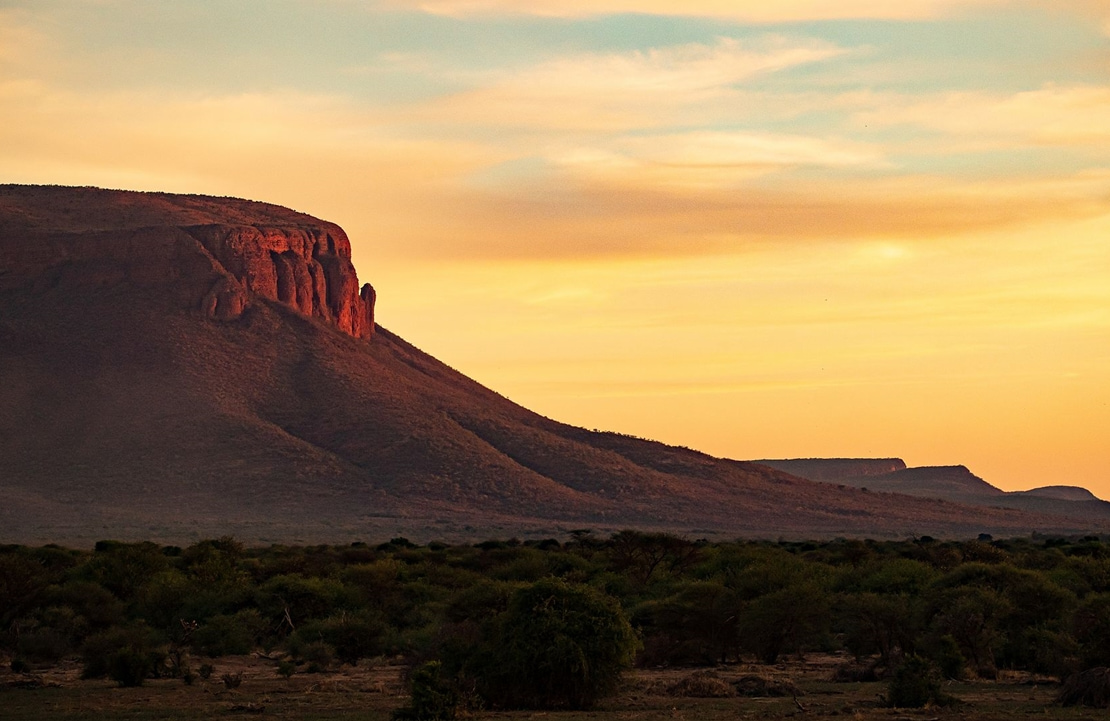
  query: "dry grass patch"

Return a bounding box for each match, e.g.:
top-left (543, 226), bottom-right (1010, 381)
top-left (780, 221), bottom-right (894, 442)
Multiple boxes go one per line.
top-left (665, 670), bottom-right (736, 697)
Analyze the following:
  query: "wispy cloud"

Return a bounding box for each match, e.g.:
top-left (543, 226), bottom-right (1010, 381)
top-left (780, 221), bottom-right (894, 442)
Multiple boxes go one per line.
top-left (393, 170), bottom-right (1110, 261)
top-left (0, 82), bottom-right (506, 261)
top-left (420, 37), bottom-right (845, 131)
top-left (859, 85), bottom-right (1110, 147)
top-left (552, 131), bottom-right (885, 189)
top-left (391, 0), bottom-right (1006, 21)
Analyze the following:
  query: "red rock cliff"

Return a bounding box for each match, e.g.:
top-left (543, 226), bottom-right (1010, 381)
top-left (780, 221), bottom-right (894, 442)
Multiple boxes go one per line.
top-left (186, 224), bottom-right (375, 338)
top-left (0, 185), bottom-right (376, 339)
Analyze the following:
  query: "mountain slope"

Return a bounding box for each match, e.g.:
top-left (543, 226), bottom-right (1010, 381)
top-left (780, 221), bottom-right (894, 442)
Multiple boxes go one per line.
top-left (2, 185), bottom-right (1105, 544)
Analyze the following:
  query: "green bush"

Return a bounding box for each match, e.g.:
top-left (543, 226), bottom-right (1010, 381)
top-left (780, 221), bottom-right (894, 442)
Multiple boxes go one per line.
top-left (290, 640), bottom-right (334, 672)
top-left (738, 582), bottom-right (829, 664)
top-left (44, 580), bottom-right (125, 631)
top-left (257, 574), bottom-right (347, 628)
top-left (10, 607), bottom-right (85, 663)
top-left (1074, 593), bottom-right (1110, 668)
top-left (839, 592), bottom-right (921, 665)
top-left (294, 611), bottom-right (384, 665)
top-left (933, 634), bottom-right (966, 680)
top-left (887, 655), bottom-right (947, 708)
top-left (108, 647), bottom-right (152, 687)
top-left (393, 661), bottom-right (460, 720)
top-left (461, 578), bottom-right (638, 709)
top-left (80, 623), bottom-right (164, 680)
top-left (1000, 627), bottom-right (1078, 678)
top-left (634, 581), bottom-right (740, 666)
top-left (192, 609), bottom-right (265, 657)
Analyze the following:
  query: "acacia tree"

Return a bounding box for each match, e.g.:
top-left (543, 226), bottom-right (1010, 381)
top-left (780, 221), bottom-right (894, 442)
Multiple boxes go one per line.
top-left (608, 531), bottom-right (701, 588)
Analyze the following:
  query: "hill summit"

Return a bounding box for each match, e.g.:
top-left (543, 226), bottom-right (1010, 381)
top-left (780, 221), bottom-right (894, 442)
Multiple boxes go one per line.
top-left (1, 185), bottom-right (1105, 544)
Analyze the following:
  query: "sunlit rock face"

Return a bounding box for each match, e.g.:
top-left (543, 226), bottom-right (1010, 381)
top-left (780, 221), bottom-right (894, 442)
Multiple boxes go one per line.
top-left (186, 224), bottom-right (375, 338)
top-left (0, 185), bottom-right (375, 339)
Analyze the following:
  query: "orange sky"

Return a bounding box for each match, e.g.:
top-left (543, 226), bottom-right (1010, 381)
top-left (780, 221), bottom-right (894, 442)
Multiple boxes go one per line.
top-left (2, 1), bottom-right (1109, 495)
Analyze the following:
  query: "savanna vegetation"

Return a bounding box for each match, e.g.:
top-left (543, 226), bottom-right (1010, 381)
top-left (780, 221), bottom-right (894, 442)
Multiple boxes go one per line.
top-left (3, 532), bottom-right (1110, 719)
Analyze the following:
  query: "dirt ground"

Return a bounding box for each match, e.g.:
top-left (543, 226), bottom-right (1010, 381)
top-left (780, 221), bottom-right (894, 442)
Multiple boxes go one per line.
top-left (1, 653), bottom-right (1104, 721)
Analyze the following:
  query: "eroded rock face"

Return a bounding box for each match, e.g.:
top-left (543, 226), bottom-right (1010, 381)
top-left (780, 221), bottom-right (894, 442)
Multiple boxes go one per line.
top-left (186, 224), bottom-right (375, 338)
top-left (0, 186), bottom-right (376, 340)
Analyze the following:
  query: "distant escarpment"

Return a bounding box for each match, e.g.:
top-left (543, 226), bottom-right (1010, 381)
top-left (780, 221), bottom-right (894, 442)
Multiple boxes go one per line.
top-left (759, 458), bottom-right (1109, 524)
top-left (0, 185), bottom-right (374, 338)
top-left (1021, 486), bottom-right (1101, 502)
top-left (755, 458), bottom-right (907, 483)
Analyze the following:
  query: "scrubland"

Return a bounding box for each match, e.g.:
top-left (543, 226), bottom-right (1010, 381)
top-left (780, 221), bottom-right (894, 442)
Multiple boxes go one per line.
top-left (4, 533), bottom-right (1110, 719)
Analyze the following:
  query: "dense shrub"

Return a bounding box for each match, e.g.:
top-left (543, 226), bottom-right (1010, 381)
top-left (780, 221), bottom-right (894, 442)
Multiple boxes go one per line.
top-left (392, 661), bottom-right (461, 720)
top-left (1073, 593), bottom-right (1110, 668)
top-left (634, 581), bottom-right (739, 665)
top-left (999, 627), bottom-right (1078, 678)
top-left (931, 634), bottom-right (966, 680)
top-left (86, 542), bottom-right (170, 601)
top-left (294, 611), bottom-right (384, 665)
top-left (80, 623), bottom-right (164, 683)
top-left (108, 647), bottom-right (152, 687)
top-left (456, 578), bottom-right (638, 709)
top-left (192, 609), bottom-right (265, 657)
top-left (887, 655), bottom-right (946, 708)
top-left (840, 592), bottom-right (921, 665)
top-left (9, 605), bottom-right (87, 663)
top-left (256, 574), bottom-right (347, 628)
top-left (0, 552), bottom-right (56, 628)
top-left (43, 580), bottom-right (125, 631)
top-left (738, 582), bottom-right (829, 663)
top-left (287, 639), bottom-right (335, 672)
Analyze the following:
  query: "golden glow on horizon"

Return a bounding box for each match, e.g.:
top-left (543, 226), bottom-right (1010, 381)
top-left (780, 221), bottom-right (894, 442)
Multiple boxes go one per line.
top-left (378, 211), bottom-right (1110, 494)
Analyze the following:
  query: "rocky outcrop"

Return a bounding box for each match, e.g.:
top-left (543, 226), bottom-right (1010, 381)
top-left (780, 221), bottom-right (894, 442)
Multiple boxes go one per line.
top-left (186, 224), bottom-right (375, 338)
top-left (201, 275), bottom-right (250, 322)
top-left (0, 186), bottom-right (375, 340)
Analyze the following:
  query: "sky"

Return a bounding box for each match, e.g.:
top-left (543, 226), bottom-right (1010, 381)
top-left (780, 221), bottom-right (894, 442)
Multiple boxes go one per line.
top-left (2, 0), bottom-right (1109, 496)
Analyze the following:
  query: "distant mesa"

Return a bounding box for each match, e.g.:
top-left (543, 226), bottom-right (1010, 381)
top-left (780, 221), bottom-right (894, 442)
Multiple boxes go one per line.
top-left (1, 185), bottom-right (1107, 544)
top-left (753, 458), bottom-right (907, 483)
top-left (757, 458), bottom-right (1108, 522)
top-left (1020, 485), bottom-right (1102, 502)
